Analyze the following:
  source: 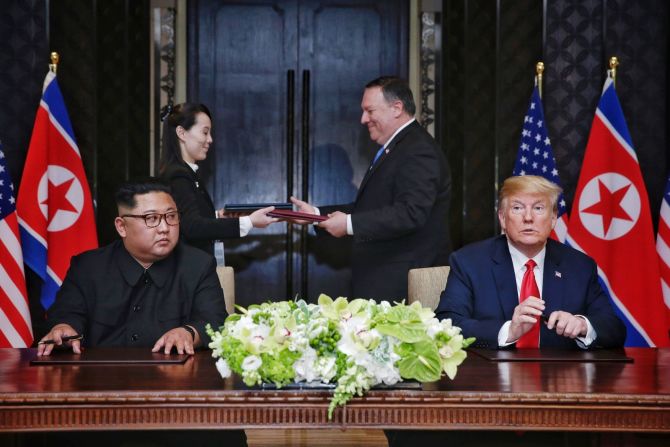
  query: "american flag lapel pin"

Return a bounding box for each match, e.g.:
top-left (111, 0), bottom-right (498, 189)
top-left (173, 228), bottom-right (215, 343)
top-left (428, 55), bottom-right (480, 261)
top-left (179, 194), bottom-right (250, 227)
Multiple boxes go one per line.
top-left (555, 271), bottom-right (562, 278)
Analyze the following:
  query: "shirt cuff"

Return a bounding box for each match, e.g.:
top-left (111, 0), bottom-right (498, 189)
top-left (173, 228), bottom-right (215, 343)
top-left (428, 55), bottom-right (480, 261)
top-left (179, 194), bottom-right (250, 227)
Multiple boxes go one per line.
top-left (574, 315), bottom-right (596, 349)
top-left (311, 206), bottom-right (321, 226)
top-left (498, 320), bottom-right (516, 347)
top-left (239, 216), bottom-right (252, 237)
top-left (346, 214), bottom-right (353, 235)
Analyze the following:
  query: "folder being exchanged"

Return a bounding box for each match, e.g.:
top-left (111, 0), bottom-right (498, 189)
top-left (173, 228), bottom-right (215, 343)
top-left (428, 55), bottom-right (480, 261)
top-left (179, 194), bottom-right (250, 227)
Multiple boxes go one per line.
top-left (267, 209), bottom-right (327, 222)
top-left (223, 202), bottom-right (293, 213)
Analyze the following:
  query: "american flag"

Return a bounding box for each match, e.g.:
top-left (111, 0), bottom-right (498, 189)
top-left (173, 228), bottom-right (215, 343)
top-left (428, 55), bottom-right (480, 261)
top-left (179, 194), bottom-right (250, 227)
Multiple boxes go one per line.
top-left (513, 84), bottom-right (569, 241)
top-left (0, 142), bottom-right (33, 347)
top-left (656, 173), bottom-right (670, 321)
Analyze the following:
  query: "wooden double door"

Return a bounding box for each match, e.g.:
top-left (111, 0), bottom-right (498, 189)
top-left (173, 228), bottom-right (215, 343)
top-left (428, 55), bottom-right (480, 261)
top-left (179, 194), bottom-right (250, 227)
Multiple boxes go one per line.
top-left (188, 0), bottom-right (408, 305)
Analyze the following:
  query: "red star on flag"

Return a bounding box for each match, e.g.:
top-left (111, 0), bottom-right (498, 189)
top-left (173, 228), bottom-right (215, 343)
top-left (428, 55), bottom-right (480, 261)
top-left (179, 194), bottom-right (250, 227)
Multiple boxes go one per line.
top-left (41, 177), bottom-right (77, 223)
top-left (581, 179), bottom-right (633, 236)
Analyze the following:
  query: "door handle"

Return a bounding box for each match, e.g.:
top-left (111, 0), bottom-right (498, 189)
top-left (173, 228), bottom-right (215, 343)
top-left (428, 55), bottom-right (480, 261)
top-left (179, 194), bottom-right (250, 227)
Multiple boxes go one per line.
top-left (300, 69), bottom-right (310, 299)
top-left (286, 69), bottom-right (295, 299)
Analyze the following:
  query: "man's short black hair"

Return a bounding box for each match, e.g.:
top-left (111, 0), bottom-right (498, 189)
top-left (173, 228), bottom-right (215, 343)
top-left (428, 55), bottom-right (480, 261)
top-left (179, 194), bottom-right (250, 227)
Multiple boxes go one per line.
top-left (365, 76), bottom-right (416, 116)
top-left (115, 177), bottom-right (172, 209)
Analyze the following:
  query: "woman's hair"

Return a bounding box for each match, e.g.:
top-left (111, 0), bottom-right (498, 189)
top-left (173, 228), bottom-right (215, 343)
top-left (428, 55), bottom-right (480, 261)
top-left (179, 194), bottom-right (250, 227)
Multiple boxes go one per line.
top-left (158, 103), bottom-right (212, 174)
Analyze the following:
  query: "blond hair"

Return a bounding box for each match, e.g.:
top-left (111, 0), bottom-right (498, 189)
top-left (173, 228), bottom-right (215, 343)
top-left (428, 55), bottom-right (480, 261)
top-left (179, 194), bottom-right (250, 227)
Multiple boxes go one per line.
top-left (499, 175), bottom-right (562, 212)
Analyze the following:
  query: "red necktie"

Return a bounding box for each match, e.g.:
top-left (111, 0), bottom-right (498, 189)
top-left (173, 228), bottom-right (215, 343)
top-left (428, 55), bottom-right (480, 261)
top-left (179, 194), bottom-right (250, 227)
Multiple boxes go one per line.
top-left (516, 259), bottom-right (540, 348)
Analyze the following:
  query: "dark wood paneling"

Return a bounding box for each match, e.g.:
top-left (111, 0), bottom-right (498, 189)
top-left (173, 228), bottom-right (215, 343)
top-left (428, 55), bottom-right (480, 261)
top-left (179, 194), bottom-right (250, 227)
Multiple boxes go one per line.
top-left (544, 0), bottom-right (604, 211)
top-left (604, 0), bottom-right (669, 220)
top-left (0, 0), bottom-right (48, 184)
top-left (496, 0), bottom-right (543, 193)
top-left (50, 0), bottom-right (150, 245)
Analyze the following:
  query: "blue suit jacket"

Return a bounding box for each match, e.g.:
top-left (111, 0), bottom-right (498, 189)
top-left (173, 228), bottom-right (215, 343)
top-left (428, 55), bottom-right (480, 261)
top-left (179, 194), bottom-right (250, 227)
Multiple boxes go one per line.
top-left (435, 235), bottom-right (626, 349)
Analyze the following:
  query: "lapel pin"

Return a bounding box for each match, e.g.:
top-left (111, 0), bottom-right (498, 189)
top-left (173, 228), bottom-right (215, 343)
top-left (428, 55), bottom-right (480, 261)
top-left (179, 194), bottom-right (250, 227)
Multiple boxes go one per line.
top-left (555, 271), bottom-right (562, 278)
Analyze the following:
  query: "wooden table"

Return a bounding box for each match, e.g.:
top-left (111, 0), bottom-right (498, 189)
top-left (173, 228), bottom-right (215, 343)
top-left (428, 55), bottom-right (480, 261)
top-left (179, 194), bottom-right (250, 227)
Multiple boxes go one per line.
top-left (1, 348), bottom-right (668, 432)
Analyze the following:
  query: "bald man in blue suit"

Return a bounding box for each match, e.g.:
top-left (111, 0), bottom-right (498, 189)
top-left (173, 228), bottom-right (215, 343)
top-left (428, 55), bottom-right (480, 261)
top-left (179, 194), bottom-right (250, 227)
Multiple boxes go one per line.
top-left (436, 175), bottom-right (625, 349)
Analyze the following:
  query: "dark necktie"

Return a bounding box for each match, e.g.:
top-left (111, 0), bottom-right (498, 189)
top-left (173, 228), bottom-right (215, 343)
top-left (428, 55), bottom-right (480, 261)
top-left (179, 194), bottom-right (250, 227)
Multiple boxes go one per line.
top-left (516, 259), bottom-right (540, 348)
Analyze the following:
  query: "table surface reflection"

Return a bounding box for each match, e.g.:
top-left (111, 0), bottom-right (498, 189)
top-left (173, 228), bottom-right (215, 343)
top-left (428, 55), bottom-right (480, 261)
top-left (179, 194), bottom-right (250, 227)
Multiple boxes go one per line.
top-left (1, 347), bottom-right (668, 432)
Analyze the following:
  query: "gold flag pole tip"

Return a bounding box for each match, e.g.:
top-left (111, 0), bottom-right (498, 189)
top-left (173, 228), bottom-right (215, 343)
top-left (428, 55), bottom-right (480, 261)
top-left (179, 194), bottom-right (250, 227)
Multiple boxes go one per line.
top-left (536, 61), bottom-right (544, 98)
top-left (49, 52), bottom-right (60, 74)
top-left (608, 56), bottom-right (618, 85)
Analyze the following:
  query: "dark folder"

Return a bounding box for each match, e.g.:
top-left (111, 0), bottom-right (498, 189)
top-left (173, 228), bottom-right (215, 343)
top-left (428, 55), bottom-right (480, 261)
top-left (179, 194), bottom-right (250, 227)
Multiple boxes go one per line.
top-left (468, 348), bottom-right (633, 363)
top-left (223, 202), bottom-right (293, 213)
top-left (30, 347), bottom-right (190, 365)
top-left (267, 209), bottom-right (328, 222)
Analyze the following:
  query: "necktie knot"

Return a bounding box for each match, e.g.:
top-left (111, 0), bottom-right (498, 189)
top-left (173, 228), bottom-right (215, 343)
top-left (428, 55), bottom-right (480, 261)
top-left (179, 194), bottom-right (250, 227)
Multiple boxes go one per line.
top-left (370, 146), bottom-right (385, 168)
top-left (525, 259), bottom-right (536, 271)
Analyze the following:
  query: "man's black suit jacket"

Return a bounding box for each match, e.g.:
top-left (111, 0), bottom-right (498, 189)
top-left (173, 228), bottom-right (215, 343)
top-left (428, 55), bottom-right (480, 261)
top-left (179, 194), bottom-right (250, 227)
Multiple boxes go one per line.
top-left (321, 120), bottom-right (451, 301)
top-left (161, 161), bottom-right (239, 255)
top-left (46, 240), bottom-right (228, 347)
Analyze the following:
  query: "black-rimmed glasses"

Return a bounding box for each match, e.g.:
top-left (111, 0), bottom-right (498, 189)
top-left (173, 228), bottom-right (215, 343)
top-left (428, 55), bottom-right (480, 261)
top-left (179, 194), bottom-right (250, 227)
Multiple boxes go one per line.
top-left (121, 211), bottom-right (180, 228)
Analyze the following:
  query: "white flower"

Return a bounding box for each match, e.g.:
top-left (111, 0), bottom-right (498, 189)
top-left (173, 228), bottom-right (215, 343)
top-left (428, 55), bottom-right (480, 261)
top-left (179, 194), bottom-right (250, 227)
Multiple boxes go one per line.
top-left (242, 355), bottom-right (262, 371)
top-left (215, 358), bottom-right (231, 378)
top-left (294, 348), bottom-right (319, 382)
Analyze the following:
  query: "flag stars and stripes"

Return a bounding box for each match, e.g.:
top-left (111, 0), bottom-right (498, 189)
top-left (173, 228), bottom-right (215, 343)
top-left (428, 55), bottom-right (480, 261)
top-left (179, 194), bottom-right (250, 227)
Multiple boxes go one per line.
top-left (0, 141), bottom-right (33, 347)
top-left (513, 84), bottom-right (568, 242)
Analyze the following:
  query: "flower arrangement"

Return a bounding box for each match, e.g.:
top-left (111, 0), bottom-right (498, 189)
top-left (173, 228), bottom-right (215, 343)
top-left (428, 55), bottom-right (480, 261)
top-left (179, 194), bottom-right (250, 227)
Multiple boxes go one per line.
top-left (206, 294), bottom-right (474, 418)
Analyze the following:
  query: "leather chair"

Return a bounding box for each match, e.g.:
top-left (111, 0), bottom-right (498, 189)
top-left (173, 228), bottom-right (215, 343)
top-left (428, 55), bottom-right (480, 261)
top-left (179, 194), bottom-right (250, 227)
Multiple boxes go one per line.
top-left (216, 266), bottom-right (236, 315)
top-left (407, 266), bottom-right (450, 311)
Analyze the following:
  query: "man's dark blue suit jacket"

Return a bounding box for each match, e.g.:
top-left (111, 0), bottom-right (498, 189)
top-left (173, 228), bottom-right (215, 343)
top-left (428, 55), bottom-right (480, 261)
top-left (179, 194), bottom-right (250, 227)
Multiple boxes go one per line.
top-left (435, 235), bottom-right (626, 349)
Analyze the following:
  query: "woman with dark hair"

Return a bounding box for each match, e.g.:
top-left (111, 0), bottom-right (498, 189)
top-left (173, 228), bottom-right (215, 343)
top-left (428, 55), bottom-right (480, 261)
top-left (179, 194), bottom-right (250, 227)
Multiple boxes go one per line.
top-left (159, 103), bottom-right (277, 255)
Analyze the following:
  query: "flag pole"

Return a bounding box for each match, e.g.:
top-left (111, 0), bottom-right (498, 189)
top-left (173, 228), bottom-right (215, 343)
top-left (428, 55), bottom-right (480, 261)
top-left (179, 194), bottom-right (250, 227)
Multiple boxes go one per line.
top-left (536, 61), bottom-right (544, 99)
top-left (609, 56), bottom-right (619, 87)
top-left (49, 51), bottom-right (59, 74)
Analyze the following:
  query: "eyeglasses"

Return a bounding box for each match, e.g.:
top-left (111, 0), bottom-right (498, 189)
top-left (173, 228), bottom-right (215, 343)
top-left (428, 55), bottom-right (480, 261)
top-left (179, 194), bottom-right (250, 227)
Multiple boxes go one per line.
top-left (121, 211), bottom-right (180, 228)
top-left (509, 204), bottom-right (548, 216)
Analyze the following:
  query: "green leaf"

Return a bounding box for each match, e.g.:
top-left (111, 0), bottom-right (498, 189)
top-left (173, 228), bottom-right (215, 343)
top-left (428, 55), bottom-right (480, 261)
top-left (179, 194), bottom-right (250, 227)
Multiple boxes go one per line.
top-left (375, 322), bottom-right (427, 343)
top-left (395, 340), bottom-right (442, 382)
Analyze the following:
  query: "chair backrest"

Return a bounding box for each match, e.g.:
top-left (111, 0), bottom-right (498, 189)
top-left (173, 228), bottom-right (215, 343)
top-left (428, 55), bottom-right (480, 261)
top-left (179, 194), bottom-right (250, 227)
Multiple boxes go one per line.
top-left (407, 266), bottom-right (450, 311)
top-left (216, 266), bottom-right (235, 315)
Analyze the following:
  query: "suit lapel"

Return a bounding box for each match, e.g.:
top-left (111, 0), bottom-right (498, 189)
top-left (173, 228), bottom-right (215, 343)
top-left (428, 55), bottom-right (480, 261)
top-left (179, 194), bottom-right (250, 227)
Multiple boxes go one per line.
top-left (356, 121), bottom-right (415, 199)
top-left (541, 240), bottom-right (565, 315)
top-left (186, 163), bottom-right (216, 211)
top-left (491, 236), bottom-right (519, 320)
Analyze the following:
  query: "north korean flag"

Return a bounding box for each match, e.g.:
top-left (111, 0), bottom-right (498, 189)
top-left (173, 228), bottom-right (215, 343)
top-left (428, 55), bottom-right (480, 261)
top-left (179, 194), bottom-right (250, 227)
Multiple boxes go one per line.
top-left (17, 71), bottom-right (98, 310)
top-left (566, 75), bottom-right (669, 347)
